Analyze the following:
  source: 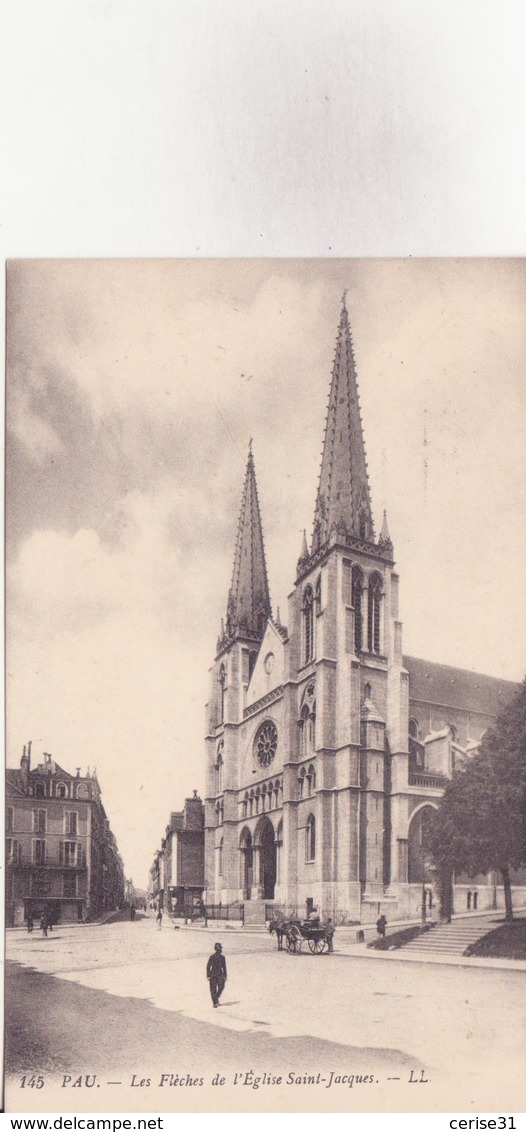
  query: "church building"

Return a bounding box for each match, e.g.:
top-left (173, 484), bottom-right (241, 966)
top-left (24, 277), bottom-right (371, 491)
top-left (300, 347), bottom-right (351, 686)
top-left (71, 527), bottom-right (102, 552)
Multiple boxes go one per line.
top-left (204, 299), bottom-right (519, 924)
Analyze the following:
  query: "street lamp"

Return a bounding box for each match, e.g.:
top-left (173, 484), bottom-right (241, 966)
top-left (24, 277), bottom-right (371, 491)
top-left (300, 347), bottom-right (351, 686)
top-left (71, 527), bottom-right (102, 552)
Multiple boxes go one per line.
top-left (421, 864), bottom-right (427, 925)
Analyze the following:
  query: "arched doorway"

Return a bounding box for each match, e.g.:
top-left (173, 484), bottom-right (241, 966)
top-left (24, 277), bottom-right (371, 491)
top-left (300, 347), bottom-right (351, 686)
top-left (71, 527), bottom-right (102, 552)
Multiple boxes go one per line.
top-left (255, 817), bottom-right (277, 900)
top-left (408, 805), bottom-right (437, 884)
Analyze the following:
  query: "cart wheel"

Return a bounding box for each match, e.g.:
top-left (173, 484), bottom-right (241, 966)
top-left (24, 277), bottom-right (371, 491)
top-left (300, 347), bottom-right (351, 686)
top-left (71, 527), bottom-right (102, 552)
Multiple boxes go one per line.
top-left (286, 925), bottom-right (301, 953)
top-left (308, 936), bottom-right (326, 954)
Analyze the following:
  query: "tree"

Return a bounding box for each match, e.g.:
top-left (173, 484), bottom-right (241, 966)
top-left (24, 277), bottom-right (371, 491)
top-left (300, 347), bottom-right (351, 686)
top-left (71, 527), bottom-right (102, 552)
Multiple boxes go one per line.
top-left (429, 679), bottom-right (526, 921)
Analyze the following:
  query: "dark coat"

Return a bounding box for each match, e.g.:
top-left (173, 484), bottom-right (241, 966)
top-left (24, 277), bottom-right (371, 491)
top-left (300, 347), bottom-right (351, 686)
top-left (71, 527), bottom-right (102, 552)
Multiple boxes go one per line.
top-left (206, 952), bottom-right (227, 980)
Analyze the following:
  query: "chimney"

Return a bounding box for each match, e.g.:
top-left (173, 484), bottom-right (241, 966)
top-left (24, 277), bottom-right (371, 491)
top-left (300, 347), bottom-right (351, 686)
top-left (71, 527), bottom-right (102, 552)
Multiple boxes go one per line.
top-left (184, 792), bottom-right (204, 830)
top-left (20, 743), bottom-right (29, 791)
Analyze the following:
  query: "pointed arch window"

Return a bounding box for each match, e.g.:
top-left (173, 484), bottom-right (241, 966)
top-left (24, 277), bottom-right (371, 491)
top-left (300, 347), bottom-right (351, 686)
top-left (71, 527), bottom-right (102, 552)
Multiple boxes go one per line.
top-left (306, 814), bottom-right (316, 861)
top-left (218, 837), bottom-right (224, 876)
top-left (218, 664), bottom-right (226, 725)
top-left (351, 567), bottom-right (364, 652)
top-left (302, 585), bottom-right (315, 664)
top-left (409, 718), bottom-right (419, 740)
top-left (309, 712), bottom-right (316, 752)
top-left (299, 705), bottom-right (310, 757)
top-left (215, 740), bottom-right (224, 794)
top-left (367, 573), bottom-right (382, 654)
top-left (315, 575), bottom-right (322, 616)
top-left (307, 764), bottom-right (316, 795)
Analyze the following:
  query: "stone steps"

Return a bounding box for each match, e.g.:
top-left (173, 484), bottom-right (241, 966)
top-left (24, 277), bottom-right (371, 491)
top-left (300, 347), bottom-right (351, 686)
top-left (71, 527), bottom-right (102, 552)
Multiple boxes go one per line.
top-left (402, 917), bottom-right (499, 955)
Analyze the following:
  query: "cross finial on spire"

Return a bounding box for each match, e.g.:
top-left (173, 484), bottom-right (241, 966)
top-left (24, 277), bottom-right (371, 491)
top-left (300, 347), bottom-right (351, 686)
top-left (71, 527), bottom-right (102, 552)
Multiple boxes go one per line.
top-left (248, 437), bottom-right (253, 456)
top-left (341, 289), bottom-right (348, 310)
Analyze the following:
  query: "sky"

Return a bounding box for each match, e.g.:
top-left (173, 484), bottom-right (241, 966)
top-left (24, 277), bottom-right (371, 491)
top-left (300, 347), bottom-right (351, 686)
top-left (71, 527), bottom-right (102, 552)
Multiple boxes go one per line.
top-left (7, 258), bottom-right (526, 886)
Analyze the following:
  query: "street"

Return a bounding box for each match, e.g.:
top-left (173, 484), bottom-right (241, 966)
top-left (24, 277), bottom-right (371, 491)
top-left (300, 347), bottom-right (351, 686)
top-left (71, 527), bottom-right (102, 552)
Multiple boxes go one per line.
top-left (6, 915), bottom-right (526, 1112)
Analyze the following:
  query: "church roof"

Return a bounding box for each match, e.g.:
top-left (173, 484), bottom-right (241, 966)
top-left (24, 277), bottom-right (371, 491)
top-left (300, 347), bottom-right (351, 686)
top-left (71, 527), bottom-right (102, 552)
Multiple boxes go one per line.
top-left (404, 655), bottom-right (519, 717)
top-left (312, 296), bottom-right (374, 551)
top-left (224, 443), bottom-right (272, 642)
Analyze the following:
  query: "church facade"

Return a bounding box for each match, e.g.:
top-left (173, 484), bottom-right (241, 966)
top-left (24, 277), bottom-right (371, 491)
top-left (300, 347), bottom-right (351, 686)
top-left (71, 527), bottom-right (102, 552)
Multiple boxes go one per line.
top-left (204, 300), bottom-right (519, 924)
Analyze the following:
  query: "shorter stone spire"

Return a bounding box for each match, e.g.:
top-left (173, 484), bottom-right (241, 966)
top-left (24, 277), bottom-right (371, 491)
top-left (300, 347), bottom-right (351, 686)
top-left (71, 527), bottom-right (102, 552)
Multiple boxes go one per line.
top-left (221, 444), bottom-right (272, 648)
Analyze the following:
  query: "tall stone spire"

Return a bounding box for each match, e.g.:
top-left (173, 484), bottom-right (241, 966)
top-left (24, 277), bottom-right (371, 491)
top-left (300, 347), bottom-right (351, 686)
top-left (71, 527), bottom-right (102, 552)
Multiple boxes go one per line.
top-left (311, 294), bottom-right (374, 552)
top-left (223, 442), bottom-right (272, 645)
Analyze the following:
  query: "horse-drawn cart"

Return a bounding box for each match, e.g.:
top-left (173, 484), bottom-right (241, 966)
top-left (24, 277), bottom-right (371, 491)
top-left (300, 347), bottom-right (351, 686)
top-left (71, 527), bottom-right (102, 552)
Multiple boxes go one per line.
top-left (269, 917), bottom-right (333, 954)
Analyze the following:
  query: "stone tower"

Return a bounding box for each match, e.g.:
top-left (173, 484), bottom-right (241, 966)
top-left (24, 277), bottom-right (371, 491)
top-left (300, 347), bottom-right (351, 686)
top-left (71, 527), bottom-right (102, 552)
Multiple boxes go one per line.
top-left (288, 294), bottom-right (408, 918)
top-left (204, 443), bottom-right (273, 902)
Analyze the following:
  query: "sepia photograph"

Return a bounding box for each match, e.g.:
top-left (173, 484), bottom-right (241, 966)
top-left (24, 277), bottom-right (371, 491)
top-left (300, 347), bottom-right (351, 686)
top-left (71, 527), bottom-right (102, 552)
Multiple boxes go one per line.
top-left (5, 258), bottom-right (526, 1114)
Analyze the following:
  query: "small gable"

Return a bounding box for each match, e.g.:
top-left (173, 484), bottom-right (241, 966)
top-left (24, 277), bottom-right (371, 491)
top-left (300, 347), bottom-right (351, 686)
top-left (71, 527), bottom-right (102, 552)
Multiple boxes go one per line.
top-left (245, 619), bottom-right (285, 707)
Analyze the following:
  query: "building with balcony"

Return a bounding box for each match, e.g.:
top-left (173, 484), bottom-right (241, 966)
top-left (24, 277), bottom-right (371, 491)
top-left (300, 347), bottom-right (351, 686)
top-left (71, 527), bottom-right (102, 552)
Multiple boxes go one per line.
top-left (6, 745), bottom-right (125, 926)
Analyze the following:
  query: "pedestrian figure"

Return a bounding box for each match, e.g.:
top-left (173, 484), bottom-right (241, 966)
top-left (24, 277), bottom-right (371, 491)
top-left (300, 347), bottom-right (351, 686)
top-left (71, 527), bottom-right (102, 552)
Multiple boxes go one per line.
top-left (156, 908), bottom-right (163, 930)
top-left (206, 942), bottom-right (227, 1008)
top-left (40, 913), bottom-right (48, 937)
top-left (376, 914), bottom-right (387, 938)
top-left (325, 917), bottom-right (335, 953)
top-left (130, 906), bottom-right (135, 922)
top-left (27, 914), bottom-right (34, 933)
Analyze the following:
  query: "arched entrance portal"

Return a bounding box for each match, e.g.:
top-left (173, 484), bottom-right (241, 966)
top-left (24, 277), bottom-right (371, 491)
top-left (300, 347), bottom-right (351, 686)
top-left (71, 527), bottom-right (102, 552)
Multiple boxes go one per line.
top-left (408, 805), bottom-right (437, 884)
top-left (255, 817), bottom-right (277, 900)
top-left (408, 804), bottom-right (439, 918)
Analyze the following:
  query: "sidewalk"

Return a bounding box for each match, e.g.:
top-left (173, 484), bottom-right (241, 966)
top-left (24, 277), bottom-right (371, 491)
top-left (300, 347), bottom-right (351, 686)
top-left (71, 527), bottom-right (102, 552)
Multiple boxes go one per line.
top-left (173, 912), bottom-right (526, 972)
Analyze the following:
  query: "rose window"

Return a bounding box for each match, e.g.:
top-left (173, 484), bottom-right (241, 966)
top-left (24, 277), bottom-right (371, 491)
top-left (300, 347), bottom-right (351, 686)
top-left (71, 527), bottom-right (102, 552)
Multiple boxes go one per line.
top-left (254, 721), bottom-right (278, 768)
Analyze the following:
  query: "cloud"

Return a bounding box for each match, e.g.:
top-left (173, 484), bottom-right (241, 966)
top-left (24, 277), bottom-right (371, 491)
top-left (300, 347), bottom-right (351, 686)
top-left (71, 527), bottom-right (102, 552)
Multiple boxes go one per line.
top-left (9, 385), bottom-right (64, 463)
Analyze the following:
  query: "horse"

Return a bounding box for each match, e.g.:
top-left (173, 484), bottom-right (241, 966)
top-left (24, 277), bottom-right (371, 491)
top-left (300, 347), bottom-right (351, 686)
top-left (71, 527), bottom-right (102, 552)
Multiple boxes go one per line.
top-left (268, 917), bottom-right (288, 950)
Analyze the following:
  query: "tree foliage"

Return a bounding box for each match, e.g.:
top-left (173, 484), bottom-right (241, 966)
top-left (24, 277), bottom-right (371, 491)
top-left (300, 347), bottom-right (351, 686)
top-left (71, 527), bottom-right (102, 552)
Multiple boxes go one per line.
top-left (429, 679), bottom-right (526, 919)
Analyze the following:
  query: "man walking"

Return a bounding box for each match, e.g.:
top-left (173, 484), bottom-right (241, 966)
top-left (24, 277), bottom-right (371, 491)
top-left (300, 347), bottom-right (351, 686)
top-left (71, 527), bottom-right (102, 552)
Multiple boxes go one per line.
top-left (206, 942), bottom-right (227, 1008)
top-left (376, 914), bottom-right (387, 938)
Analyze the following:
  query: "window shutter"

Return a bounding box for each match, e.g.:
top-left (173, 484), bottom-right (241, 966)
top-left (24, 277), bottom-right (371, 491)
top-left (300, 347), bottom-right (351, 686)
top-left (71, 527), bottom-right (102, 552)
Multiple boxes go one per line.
top-left (59, 841), bottom-right (64, 865)
top-left (77, 843), bottom-right (83, 867)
